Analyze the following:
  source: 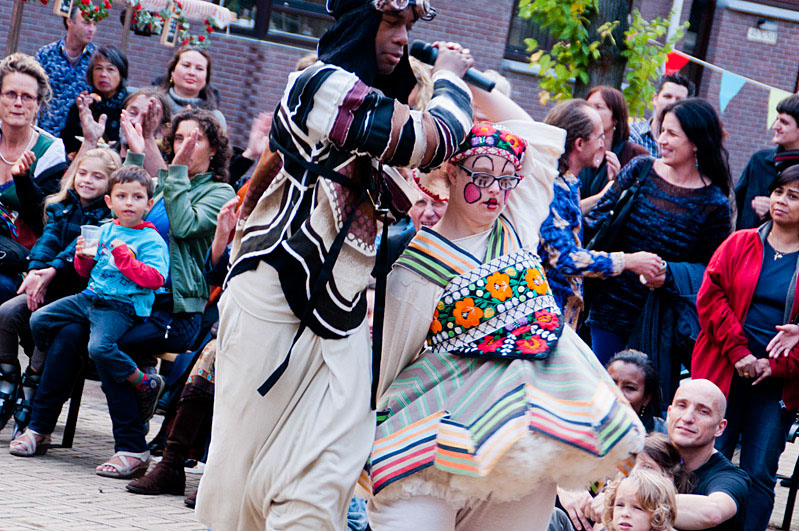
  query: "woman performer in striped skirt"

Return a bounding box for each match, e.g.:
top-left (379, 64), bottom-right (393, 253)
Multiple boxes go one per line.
top-left (366, 91), bottom-right (646, 530)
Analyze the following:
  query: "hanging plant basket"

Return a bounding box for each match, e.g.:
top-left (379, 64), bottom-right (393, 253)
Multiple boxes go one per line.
top-left (120, 0), bottom-right (230, 48)
top-left (120, 4), bottom-right (164, 36)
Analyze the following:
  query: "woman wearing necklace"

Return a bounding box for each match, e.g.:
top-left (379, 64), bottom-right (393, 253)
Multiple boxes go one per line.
top-left (0, 54), bottom-right (69, 251)
top-left (692, 164), bottom-right (799, 531)
top-left (157, 46), bottom-right (226, 130)
top-left (584, 98), bottom-right (732, 367)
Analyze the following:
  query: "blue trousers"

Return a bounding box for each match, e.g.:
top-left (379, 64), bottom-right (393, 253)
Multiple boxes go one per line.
top-left (29, 311), bottom-right (201, 454)
top-left (30, 293), bottom-right (137, 383)
top-left (30, 323), bottom-right (148, 453)
top-left (0, 272), bottom-right (21, 306)
top-left (716, 375), bottom-right (791, 531)
top-left (589, 327), bottom-right (628, 367)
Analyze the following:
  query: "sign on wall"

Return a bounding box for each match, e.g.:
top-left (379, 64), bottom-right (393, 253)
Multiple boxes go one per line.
top-left (747, 27), bottom-right (778, 45)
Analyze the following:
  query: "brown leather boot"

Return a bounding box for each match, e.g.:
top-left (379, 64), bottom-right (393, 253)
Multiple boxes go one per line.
top-left (126, 392), bottom-right (211, 496)
top-left (184, 488), bottom-right (197, 508)
top-left (126, 460), bottom-right (185, 495)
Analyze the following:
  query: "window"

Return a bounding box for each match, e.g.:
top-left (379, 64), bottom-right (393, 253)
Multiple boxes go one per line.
top-left (219, 0), bottom-right (334, 46)
top-left (747, 0), bottom-right (799, 8)
top-left (505, 3), bottom-right (553, 61)
top-left (680, 0), bottom-right (715, 91)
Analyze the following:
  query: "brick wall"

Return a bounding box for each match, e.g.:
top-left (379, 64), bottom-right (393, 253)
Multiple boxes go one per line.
top-left (692, 5), bottom-right (799, 178)
top-left (1, 0), bottom-right (795, 177)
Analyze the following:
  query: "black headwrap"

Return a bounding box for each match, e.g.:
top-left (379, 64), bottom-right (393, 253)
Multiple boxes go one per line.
top-left (317, 0), bottom-right (426, 104)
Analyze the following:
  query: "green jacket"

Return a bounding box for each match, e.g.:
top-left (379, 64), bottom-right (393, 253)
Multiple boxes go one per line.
top-left (125, 152), bottom-right (235, 313)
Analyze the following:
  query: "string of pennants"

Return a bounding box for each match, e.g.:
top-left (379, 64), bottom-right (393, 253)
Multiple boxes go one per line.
top-left (665, 50), bottom-right (791, 128)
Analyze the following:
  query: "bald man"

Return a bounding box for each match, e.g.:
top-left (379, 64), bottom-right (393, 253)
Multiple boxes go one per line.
top-left (667, 379), bottom-right (750, 531)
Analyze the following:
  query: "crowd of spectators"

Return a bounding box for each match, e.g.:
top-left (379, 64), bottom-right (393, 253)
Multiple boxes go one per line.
top-left (0, 5), bottom-right (797, 531)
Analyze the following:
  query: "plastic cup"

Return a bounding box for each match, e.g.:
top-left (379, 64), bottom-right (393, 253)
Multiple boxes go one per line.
top-left (80, 225), bottom-right (101, 257)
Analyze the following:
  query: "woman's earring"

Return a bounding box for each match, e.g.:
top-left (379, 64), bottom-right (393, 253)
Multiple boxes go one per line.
top-left (170, 74), bottom-right (174, 84)
top-left (694, 151), bottom-right (699, 169)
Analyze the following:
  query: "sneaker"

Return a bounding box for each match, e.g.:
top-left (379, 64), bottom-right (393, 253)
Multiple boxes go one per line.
top-left (134, 375), bottom-right (165, 424)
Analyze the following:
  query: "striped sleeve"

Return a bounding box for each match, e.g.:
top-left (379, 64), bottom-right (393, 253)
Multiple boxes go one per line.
top-left (297, 66), bottom-right (472, 171)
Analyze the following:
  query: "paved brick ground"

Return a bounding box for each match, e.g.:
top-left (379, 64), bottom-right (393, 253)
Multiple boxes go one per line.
top-left (0, 380), bottom-right (203, 531)
top-left (0, 379), bottom-right (798, 530)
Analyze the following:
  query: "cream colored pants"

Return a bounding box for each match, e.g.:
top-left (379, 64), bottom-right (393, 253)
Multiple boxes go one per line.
top-left (368, 481), bottom-right (557, 531)
top-left (196, 263), bottom-right (375, 531)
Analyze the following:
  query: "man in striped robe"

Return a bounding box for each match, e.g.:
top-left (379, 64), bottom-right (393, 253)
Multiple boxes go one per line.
top-left (196, 1), bottom-right (475, 529)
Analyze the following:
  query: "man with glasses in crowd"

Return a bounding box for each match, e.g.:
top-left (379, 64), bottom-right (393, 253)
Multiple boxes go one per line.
top-left (538, 98), bottom-right (664, 330)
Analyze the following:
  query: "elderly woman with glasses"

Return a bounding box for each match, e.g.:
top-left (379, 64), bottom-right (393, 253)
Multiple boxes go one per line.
top-left (367, 90), bottom-right (644, 530)
top-left (0, 53), bottom-right (69, 251)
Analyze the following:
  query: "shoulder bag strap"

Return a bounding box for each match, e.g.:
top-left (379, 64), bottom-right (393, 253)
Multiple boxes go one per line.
top-left (585, 157), bottom-right (653, 251)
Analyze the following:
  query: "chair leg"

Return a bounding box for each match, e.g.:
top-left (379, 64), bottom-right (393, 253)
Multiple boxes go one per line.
top-left (52, 377), bottom-right (85, 450)
top-left (783, 453), bottom-right (799, 530)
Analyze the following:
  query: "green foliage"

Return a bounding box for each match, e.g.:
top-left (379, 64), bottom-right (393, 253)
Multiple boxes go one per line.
top-left (622, 10), bottom-right (687, 118)
top-left (518, 0), bottom-right (599, 105)
top-left (519, 0), bottom-right (687, 116)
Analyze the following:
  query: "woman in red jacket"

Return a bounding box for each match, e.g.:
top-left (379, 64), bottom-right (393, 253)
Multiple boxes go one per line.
top-left (692, 165), bottom-right (799, 531)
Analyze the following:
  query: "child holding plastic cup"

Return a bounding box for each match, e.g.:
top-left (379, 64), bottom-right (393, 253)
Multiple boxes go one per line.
top-left (12, 167), bottom-right (169, 468)
top-left (80, 224), bottom-right (102, 257)
top-left (0, 147), bottom-right (116, 439)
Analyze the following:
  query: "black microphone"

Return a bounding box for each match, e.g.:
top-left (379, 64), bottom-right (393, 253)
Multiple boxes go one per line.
top-left (409, 41), bottom-right (496, 93)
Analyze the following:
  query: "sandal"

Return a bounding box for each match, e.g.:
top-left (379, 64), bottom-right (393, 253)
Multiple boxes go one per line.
top-left (9, 429), bottom-right (51, 457)
top-left (12, 368), bottom-right (40, 440)
top-left (96, 450), bottom-right (151, 479)
top-left (0, 363), bottom-right (20, 431)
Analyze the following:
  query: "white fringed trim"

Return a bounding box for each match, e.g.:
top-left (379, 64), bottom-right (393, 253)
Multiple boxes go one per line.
top-left (372, 423), bottom-right (644, 507)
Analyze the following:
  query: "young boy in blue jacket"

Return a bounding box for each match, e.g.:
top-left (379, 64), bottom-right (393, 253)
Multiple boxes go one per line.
top-left (30, 166), bottom-right (169, 424)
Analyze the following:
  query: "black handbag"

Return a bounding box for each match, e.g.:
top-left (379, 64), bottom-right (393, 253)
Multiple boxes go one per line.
top-left (0, 235), bottom-right (29, 275)
top-left (585, 157), bottom-right (654, 252)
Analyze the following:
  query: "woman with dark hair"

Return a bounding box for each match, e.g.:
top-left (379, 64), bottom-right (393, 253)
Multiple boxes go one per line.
top-left (60, 45), bottom-right (129, 155)
top-left (606, 349), bottom-right (664, 433)
top-left (692, 164), bottom-right (799, 531)
top-left (9, 107), bottom-right (235, 479)
top-left (580, 86), bottom-right (649, 211)
top-left (158, 46), bottom-right (225, 130)
top-left (160, 107), bottom-right (231, 183)
top-left (584, 98), bottom-right (732, 364)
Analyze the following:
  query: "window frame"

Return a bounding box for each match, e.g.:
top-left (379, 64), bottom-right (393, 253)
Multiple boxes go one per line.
top-left (503, 2), bottom-right (554, 63)
top-left (745, 0), bottom-right (799, 9)
top-left (222, 0), bottom-right (333, 47)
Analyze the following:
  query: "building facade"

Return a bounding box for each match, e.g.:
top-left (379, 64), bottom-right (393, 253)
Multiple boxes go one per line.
top-left (0, 0), bottom-right (795, 177)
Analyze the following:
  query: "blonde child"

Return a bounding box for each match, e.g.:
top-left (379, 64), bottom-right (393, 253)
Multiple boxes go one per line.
top-left (603, 470), bottom-right (677, 531)
top-left (0, 147), bottom-right (117, 439)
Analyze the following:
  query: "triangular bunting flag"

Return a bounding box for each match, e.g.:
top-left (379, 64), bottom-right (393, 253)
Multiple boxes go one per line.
top-left (665, 52), bottom-right (690, 74)
top-left (719, 71), bottom-right (747, 113)
top-left (768, 88), bottom-right (794, 128)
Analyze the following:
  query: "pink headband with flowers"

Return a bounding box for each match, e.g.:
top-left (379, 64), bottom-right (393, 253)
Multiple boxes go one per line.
top-left (449, 122), bottom-right (527, 173)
